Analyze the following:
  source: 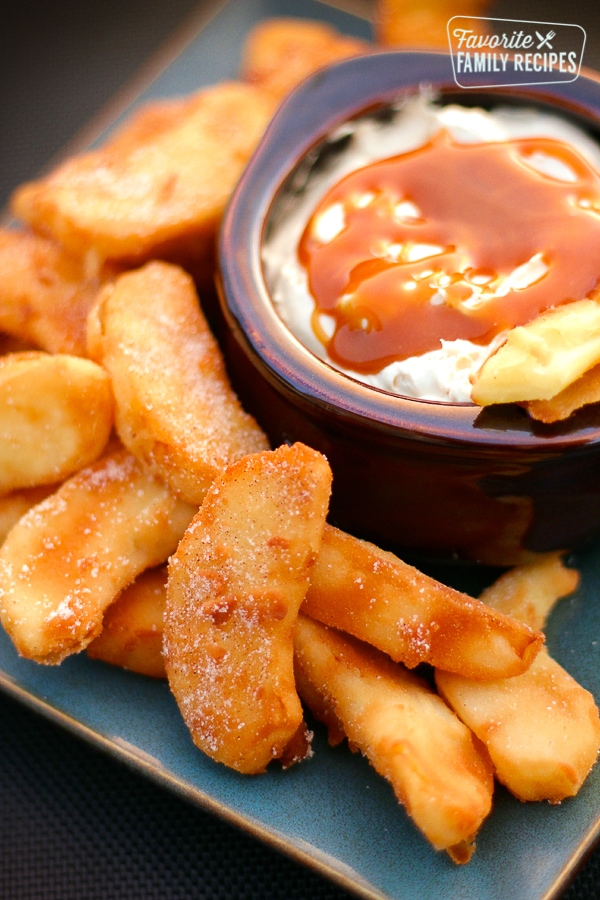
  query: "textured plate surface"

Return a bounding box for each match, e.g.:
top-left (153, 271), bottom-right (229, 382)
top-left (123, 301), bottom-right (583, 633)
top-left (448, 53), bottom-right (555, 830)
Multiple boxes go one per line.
top-left (2, 2), bottom-right (600, 899)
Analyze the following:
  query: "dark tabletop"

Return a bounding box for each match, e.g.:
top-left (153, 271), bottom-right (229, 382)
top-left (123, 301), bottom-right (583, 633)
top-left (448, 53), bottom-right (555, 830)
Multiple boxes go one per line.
top-left (2, 1), bottom-right (600, 898)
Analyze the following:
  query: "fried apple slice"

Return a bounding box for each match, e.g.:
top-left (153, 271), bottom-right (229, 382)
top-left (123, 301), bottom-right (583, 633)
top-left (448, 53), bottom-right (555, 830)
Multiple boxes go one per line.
top-left (165, 443), bottom-right (332, 774)
top-left (294, 614), bottom-right (494, 861)
top-left (0, 485), bottom-right (57, 545)
top-left (477, 551), bottom-right (579, 631)
top-left (471, 298), bottom-right (600, 405)
top-left (100, 96), bottom-right (192, 155)
top-left (0, 448), bottom-right (196, 664)
top-left (86, 518), bottom-right (543, 685)
top-left (436, 555), bottom-right (600, 802)
top-left (302, 525), bottom-right (543, 679)
top-left (0, 351), bottom-right (113, 493)
top-left (525, 362), bottom-right (600, 423)
top-left (0, 228), bottom-right (101, 356)
top-left (87, 261), bottom-right (269, 505)
top-left (11, 82), bottom-right (275, 278)
top-left (437, 651), bottom-right (600, 802)
top-left (240, 19), bottom-right (369, 100)
top-left (376, 0), bottom-right (491, 49)
top-left (87, 566), bottom-right (167, 679)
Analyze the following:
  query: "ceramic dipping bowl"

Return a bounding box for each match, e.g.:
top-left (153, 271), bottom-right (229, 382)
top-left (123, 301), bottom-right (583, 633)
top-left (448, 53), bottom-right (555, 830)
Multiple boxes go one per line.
top-left (217, 51), bottom-right (600, 566)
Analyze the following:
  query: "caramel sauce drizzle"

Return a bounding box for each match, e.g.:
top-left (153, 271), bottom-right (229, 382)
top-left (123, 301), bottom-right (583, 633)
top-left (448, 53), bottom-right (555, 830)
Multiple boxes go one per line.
top-left (298, 130), bottom-right (600, 373)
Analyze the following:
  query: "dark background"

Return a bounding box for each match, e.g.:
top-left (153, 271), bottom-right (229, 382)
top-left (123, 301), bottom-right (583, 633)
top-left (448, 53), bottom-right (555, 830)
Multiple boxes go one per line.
top-left (0, 0), bottom-right (206, 211)
top-left (2, 1), bottom-right (600, 898)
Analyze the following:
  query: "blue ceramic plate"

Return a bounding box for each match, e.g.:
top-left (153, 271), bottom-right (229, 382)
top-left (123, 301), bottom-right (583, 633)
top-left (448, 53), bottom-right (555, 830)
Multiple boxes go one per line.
top-left (1, 2), bottom-right (600, 899)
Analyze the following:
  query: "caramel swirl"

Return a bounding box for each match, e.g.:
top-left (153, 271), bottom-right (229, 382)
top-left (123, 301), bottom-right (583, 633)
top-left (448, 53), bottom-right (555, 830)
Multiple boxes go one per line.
top-left (299, 131), bottom-right (600, 373)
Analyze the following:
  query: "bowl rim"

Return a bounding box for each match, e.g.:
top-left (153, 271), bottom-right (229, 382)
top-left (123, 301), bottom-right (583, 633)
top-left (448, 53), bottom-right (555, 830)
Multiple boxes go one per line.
top-left (219, 50), bottom-right (600, 452)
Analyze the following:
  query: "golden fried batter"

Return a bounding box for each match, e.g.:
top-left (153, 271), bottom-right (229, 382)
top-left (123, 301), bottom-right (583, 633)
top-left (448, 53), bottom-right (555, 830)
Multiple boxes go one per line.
top-left (87, 261), bottom-right (269, 505)
top-left (0, 352), bottom-right (113, 493)
top-left (437, 651), bottom-right (600, 803)
top-left (0, 485), bottom-right (56, 545)
top-left (11, 82), bottom-right (275, 280)
top-left (436, 554), bottom-right (600, 802)
top-left (302, 525), bottom-right (544, 679)
top-left (471, 299), bottom-right (600, 406)
top-left (525, 362), bottom-right (600, 423)
top-left (477, 551), bottom-right (579, 631)
top-left (0, 228), bottom-right (101, 356)
top-left (87, 566), bottom-right (168, 679)
top-left (0, 448), bottom-right (195, 663)
top-left (240, 18), bottom-right (369, 100)
top-left (376, 0), bottom-right (490, 49)
top-left (294, 614), bottom-right (494, 861)
top-left (165, 443), bottom-right (332, 774)
top-left (436, 553), bottom-right (600, 803)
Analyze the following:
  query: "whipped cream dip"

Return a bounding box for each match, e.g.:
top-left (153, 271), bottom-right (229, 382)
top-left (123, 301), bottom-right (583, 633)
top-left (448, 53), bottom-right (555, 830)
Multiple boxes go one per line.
top-left (262, 93), bottom-right (600, 402)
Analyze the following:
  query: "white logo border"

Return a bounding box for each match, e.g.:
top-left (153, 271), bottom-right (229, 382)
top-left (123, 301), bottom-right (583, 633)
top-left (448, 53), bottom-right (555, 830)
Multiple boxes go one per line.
top-left (447, 16), bottom-right (587, 89)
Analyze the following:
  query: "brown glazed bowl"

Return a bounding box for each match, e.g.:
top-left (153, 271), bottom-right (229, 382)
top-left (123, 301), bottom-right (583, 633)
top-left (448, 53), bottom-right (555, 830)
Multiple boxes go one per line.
top-left (217, 51), bottom-right (600, 566)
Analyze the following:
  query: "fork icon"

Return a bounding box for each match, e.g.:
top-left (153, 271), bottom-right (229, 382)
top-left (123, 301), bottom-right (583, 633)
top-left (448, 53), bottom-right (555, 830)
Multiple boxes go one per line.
top-left (536, 29), bottom-right (556, 48)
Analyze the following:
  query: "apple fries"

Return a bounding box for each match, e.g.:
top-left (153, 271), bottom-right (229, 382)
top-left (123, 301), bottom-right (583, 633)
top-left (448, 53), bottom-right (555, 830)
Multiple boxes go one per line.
top-left (0, 228), bottom-right (102, 357)
top-left (106, 519), bottom-right (543, 685)
top-left (302, 525), bottom-right (543, 680)
top-left (471, 298), bottom-right (600, 406)
top-left (0, 351), bottom-right (113, 493)
top-left (87, 566), bottom-right (167, 679)
top-left (0, 486), bottom-right (56, 546)
top-left (525, 362), bottom-right (600, 424)
top-left (376, 0), bottom-right (491, 49)
top-left (477, 551), bottom-right (579, 630)
top-left (11, 82), bottom-right (275, 279)
top-left (0, 448), bottom-right (196, 664)
top-left (436, 555), bottom-right (600, 802)
top-left (165, 443), bottom-right (332, 775)
top-left (294, 614), bottom-right (494, 862)
top-left (1, 13), bottom-right (599, 870)
top-left (87, 260), bottom-right (269, 505)
top-left (240, 19), bottom-right (369, 101)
